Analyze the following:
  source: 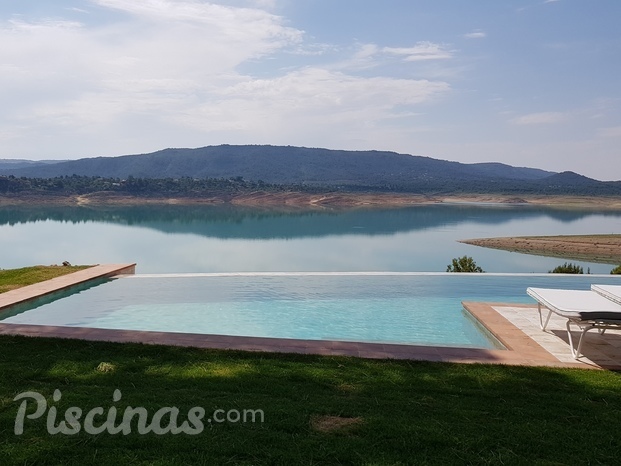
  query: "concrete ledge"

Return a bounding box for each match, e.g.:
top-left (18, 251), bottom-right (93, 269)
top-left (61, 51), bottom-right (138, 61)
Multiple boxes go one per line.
top-left (0, 303), bottom-right (602, 368)
top-left (0, 264), bottom-right (136, 313)
top-left (0, 323), bottom-right (548, 365)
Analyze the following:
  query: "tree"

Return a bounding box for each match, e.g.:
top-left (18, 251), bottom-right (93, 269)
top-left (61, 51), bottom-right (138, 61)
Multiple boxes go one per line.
top-left (549, 262), bottom-right (583, 274)
top-left (446, 256), bottom-right (484, 273)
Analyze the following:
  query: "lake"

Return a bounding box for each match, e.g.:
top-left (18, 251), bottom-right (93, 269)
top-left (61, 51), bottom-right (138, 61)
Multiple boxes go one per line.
top-left (1, 203), bottom-right (621, 273)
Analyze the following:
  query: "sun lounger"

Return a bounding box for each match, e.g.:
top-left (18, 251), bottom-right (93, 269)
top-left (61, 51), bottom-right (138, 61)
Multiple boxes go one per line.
top-left (591, 284), bottom-right (621, 306)
top-left (527, 287), bottom-right (621, 359)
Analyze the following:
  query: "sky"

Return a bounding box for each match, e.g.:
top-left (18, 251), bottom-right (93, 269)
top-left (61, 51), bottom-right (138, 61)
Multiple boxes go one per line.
top-left (1, 1), bottom-right (620, 180)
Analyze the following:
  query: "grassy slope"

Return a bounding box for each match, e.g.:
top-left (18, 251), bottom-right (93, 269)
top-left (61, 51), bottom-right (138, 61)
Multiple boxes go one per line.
top-left (1, 268), bottom-right (621, 464)
top-left (0, 266), bottom-right (91, 293)
top-left (0, 336), bottom-right (621, 465)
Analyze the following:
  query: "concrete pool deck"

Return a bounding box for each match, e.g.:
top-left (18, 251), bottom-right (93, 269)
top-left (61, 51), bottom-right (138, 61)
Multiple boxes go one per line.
top-left (1, 266), bottom-right (620, 370)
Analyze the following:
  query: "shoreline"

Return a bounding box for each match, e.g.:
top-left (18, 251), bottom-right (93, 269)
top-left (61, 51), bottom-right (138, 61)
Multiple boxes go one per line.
top-left (2, 192), bottom-right (621, 210)
top-left (461, 235), bottom-right (621, 265)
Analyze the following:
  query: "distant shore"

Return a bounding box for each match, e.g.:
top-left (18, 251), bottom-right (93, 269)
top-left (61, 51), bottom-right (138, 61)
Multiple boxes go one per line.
top-left (461, 235), bottom-right (621, 265)
top-left (3, 192), bottom-right (621, 210)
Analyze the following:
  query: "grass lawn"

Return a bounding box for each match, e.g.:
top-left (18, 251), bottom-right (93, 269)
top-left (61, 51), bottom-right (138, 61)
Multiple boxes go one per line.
top-left (1, 268), bottom-right (621, 464)
top-left (1, 336), bottom-right (621, 465)
top-left (0, 265), bottom-right (91, 293)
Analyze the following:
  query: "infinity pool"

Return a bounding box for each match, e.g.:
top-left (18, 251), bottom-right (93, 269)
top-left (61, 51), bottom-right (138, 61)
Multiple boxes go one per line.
top-left (2, 273), bottom-right (621, 349)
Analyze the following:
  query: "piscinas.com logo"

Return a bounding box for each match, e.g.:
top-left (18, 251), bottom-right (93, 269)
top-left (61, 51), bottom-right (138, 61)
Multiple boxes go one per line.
top-left (14, 389), bottom-right (264, 435)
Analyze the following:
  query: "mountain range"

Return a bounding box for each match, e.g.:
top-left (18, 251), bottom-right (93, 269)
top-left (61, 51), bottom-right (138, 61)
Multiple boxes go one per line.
top-left (0, 145), bottom-right (618, 194)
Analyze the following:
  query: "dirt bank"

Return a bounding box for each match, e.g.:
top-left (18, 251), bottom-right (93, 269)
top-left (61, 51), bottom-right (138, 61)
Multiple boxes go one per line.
top-left (461, 235), bottom-right (621, 265)
top-left (0, 191), bottom-right (438, 208)
top-left (2, 192), bottom-right (621, 210)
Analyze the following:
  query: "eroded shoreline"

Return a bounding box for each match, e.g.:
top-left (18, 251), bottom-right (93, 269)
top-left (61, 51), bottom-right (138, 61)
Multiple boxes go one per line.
top-left (461, 235), bottom-right (621, 265)
top-left (2, 192), bottom-right (621, 210)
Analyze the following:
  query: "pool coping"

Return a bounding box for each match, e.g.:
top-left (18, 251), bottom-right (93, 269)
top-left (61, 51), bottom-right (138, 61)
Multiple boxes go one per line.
top-left (0, 267), bottom-right (615, 369)
top-left (0, 264), bottom-right (136, 313)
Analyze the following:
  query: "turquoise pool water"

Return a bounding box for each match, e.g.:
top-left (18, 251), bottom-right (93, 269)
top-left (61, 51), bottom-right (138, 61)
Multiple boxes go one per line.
top-left (2, 273), bottom-right (621, 349)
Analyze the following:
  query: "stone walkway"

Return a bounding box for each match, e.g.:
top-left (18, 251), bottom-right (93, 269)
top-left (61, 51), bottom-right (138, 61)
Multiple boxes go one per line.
top-left (494, 304), bottom-right (621, 369)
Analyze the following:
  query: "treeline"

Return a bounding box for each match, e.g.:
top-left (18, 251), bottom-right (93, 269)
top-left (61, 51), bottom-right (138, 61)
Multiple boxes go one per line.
top-left (1, 174), bottom-right (621, 197)
top-left (329, 180), bottom-right (621, 196)
top-left (0, 175), bottom-right (323, 197)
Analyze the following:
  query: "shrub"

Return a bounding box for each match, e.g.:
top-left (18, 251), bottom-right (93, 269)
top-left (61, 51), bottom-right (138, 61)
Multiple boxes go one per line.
top-left (446, 256), bottom-right (484, 273)
top-left (549, 262), bottom-right (583, 274)
top-left (611, 265), bottom-right (621, 275)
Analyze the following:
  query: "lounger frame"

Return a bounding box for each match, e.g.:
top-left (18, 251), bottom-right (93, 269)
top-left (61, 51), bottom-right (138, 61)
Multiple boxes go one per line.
top-left (535, 302), bottom-right (621, 359)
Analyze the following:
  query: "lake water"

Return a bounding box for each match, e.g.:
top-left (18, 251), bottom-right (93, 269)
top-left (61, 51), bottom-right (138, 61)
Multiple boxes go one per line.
top-left (1, 203), bottom-right (621, 273)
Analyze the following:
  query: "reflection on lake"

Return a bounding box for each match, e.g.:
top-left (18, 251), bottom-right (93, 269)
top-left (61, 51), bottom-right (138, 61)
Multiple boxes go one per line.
top-left (1, 203), bottom-right (621, 273)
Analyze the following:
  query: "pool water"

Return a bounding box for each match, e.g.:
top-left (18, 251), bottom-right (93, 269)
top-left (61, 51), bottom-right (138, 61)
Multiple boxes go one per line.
top-left (2, 273), bottom-right (621, 349)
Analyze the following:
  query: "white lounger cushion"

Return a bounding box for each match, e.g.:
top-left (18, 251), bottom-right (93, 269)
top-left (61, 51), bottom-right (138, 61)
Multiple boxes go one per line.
top-left (591, 284), bottom-right (621, 306)
top-left (527, 287), bottom-right (621, 322)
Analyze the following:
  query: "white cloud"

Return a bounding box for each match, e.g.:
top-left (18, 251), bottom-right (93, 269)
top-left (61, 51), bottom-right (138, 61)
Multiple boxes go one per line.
top-left (173, 67), bottom-right (450, 135)
top-left (215, 0), bottom-right (278, 9)
top-left (337, 41), bottom-right (454, 71)
top-left (92, 0), bottom-right (301, 47)
top-left (510, 112), bottom-right (568, 125)
top-left (247, 0), bottom-right (277, 8)
top-left (464, 30), bottom-right (486, 39)
top-left (353, 43), bottom-right (380, 61)
top-left (0, 1), bottom-right (302, 127)
top-left (65, 7), bottom-right (90, 14)
top-left (383, 42), bottom-right (453, 61)
top-left (0, 1), bottom-right (453, 158)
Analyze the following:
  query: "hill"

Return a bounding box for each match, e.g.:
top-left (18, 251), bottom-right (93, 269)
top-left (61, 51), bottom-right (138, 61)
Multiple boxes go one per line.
top-left (1, 145), bottom-right (619, 195)
top-left (0, 159), bottom-right (66, 170)
top-left (468, 162), bottom-right (553, 180)
top-left (0, 145), bottom-right (552, 185)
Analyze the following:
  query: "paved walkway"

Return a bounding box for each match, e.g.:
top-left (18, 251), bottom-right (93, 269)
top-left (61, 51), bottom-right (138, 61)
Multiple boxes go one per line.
top-left (463, 301), bottom-right (621, 369)
top-left (493, 304), bottom-right (621, 369)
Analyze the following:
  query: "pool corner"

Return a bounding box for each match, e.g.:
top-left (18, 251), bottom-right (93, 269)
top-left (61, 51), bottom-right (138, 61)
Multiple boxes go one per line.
top-left (0, 263), bottom-right (136, 313)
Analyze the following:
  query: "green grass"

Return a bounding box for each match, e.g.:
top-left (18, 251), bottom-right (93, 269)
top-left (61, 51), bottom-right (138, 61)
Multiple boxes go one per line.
top-left (0, 336), bottom-right (621, 465)
top-left (0, 265), bottom-right (91, 293)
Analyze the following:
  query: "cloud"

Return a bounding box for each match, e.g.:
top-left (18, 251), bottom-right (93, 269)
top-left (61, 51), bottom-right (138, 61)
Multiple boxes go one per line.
top-left (338, 41), bottom-right (453, 71)
top-left (247, 0), bottom-right (277, 8)
top-left (597, 126), bottom-right (621, 139)
top-left (172, 67), bottom-right (450, 134)
top-left (334, 43), bottom-right (381, 70)
top-left (464, 30), bottom-right (486, 39)
top-left (216, 0), bottom-right (278, 9)
top-left (510, 112), bottom-right (568, 125)
top-left (65, 7), bottom-right (90, 14)
top-left (92, 0), bottom-right (301, 47)
top-left (382, 42), bottom-right (453, 61)
top-left (223, 67), bottom-right (447, 109)
top-left (0, 1), bottom-right (302, 124)
top-left (0, 1), bottom-right (452, 158)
